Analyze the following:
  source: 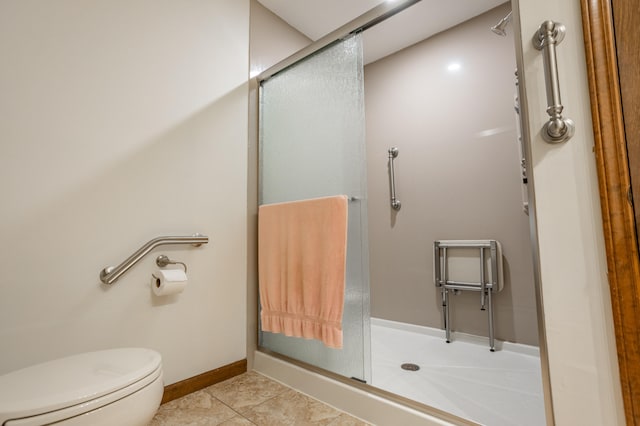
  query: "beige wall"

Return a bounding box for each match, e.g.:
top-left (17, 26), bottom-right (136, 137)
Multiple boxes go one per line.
top-left (517, 0), bottom-right (625, 422)
top-left (0, 0), bottom-right (249, 386)
top-left (250, 0), bottom-right (311, 78)
top-left (365, 4), bottom-right (538, 345)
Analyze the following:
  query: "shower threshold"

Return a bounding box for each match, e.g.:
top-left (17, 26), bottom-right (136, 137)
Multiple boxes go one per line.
top-left (253, 320), bottom-right (545, 425)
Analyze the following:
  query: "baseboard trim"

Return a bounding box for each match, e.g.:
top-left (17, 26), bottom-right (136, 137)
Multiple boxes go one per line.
top-left (161, 359), bottom-right (247, 404)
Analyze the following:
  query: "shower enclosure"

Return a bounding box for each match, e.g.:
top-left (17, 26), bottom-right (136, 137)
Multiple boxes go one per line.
top-left (256, 1), bottom-right (548, 424)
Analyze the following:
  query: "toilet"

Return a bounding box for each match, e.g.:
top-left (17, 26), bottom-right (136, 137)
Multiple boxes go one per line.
top-left (0, 348), bottom-right (163, 426)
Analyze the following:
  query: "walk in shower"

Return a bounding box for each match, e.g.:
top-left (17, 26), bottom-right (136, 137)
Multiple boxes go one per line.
top-left (256, 1), bottom-right (547, 425)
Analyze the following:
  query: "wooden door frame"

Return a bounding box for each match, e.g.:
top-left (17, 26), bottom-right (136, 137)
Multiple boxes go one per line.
top-left (580, 0), bottom-right (640, 423)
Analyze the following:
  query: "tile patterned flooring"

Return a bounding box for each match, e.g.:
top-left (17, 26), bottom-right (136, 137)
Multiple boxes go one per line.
top-left (150, 371), bottom-right (370, 426)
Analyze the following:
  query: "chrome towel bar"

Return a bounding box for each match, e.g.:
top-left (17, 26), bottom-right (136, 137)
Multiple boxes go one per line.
top-left (100, 234), bottom-right (208, 285)
top-left (532, 20), bottom-right (575, 144)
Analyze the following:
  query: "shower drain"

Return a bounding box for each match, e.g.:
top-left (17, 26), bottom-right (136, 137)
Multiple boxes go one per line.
top-left (400, 363), bottom-right (420, 371)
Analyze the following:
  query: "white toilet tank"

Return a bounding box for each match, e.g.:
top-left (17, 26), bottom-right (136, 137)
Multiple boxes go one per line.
top-left (0, 348), bottom-right (163, 426)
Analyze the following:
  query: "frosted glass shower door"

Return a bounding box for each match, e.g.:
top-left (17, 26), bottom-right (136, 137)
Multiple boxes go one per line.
top-left (259, 34), bottom-right (371, 382)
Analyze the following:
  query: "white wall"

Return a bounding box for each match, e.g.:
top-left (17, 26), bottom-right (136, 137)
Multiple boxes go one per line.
top-left (0, 0), bottom-right (249, 386)
top-left (516, 0), bottom-right (626, 423)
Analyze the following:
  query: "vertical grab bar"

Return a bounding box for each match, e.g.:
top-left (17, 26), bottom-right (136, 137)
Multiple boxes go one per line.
top-left (532, 20), bottom-right (575, 144)
top-left (388, 147), bottom-right (401, 210)
top-left (480, 247), bottom-right (486, 309)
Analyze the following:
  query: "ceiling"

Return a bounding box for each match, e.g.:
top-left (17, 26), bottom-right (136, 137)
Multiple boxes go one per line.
top-left (257, 0), bottom-right (508, 64)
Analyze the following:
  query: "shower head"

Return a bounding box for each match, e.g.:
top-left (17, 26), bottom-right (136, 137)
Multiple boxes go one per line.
top-left (491, 11), bottom-right (512, 36)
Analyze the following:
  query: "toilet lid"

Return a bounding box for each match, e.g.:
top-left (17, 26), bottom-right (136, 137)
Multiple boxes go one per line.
top-left (0, 348), bottom-right (162, 423)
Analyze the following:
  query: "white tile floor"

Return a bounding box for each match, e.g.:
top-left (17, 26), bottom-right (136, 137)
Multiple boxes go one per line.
top-left (371, 318), bottom-right (546, 426)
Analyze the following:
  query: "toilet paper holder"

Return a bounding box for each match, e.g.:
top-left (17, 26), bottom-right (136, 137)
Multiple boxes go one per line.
top-left (156, 255), bottom-right (187, 273)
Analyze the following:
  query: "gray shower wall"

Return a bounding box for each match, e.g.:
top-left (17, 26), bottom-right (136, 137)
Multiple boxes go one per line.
top-left (364, 4), bottom-right (539, 345)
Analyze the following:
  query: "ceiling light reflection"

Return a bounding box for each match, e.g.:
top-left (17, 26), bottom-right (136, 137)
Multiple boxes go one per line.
top-left (447, 62), bottom-right (462, 72)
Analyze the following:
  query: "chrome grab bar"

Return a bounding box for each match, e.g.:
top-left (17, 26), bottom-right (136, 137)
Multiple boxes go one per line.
top-left (532, 20), bottom-right (575, 144)
top-left (100, 234), bottom-right (208, 285)
top-left (480, 246), bottom-right (486, 309)
top-left (388, 147), bottom-right (401, 210)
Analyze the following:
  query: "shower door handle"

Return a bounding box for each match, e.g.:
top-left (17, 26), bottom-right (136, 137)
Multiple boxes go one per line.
top-left (532, 20), bottom-right (575, 144)
top-left (388, 147), bottom-right (401, 210)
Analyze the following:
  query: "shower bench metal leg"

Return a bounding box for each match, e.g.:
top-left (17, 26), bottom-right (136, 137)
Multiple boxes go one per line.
top-left (442, 287), bottom-right (451, 343)
top-left (487, 288), bottom-right (495, 351)
top-left (442, 287), bottom-right (494, 350)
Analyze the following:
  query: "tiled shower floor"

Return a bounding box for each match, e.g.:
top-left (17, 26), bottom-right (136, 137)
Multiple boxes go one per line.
top-left (371, 319), bottom-right (546, 426)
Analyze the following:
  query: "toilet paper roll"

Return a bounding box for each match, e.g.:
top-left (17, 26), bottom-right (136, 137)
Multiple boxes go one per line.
top-left (151, 269), bottom-right (187, 296)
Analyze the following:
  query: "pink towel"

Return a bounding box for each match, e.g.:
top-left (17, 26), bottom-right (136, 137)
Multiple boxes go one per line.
top-left (258, 195), bottom-right (348, 349)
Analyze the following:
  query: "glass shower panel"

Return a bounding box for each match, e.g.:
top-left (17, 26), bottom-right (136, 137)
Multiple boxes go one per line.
top-left (259, 34), bottom-right (371, 382)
